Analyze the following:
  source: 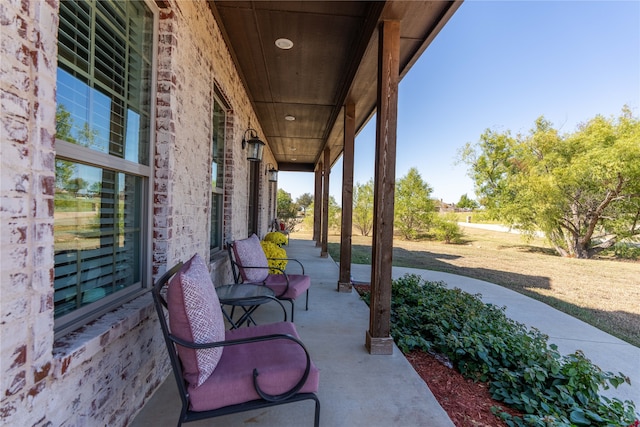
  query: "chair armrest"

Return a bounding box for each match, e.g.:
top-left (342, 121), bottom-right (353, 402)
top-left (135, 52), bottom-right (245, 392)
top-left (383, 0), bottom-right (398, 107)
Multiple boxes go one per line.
top-left (237, 265), bottom-right (291, 297)
top-left (266, 257), bottom-right (305, 275)
top-left (168, 332), bottom-right (311, 402)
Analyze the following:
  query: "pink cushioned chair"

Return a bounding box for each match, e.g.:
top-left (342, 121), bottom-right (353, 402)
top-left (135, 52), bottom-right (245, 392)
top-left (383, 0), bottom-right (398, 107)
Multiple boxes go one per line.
top-left (228, 234), bottom-right (311, 322)
top-left (152, 255), bottom-right (320, 427)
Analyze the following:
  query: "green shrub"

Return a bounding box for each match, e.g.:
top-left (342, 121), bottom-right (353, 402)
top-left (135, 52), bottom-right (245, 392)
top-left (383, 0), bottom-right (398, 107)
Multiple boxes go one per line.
top-left (612, 243), bottom-right (640, 260)
top-left (433, 213), bottom-right (464, 243)
top-left (359, 274), bottom-right (638, 426)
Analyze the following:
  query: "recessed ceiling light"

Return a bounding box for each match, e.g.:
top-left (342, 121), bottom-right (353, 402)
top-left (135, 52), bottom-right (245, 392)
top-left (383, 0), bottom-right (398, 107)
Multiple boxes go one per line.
top-left (291, 157), bottom-right (297, 161)
top-left (290, 147), bottom-right (297, 151)
top-left (275, 38), bottom-right (294, 50)
top-left (284, 115), bottom-right (295, 121)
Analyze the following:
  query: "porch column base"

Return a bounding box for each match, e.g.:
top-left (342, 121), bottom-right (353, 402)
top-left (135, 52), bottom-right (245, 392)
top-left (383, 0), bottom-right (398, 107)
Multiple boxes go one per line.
top-left (320, 251), bottom-right (328, 258)
top-left (365, 330), bottom-right (393, 355)
top-left (337, 281), bottom-right (352, 293)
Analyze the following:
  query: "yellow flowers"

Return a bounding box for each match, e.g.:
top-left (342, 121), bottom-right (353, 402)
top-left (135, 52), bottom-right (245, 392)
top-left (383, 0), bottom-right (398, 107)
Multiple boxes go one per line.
top-left (260, 240), bottom-right (288, 274)
top-left (264, 231), bottom-right (288, 247)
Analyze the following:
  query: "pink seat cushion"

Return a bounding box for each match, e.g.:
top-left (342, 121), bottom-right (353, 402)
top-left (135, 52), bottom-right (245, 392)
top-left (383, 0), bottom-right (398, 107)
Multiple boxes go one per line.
top-left (167, 254), bottom-right (225, 387)
top-left (232, 234), bottom-right (270, 282)
top-left (188, 322), bottom-right (320, 411)
top-left (265, 274), bottom-right (311, 299)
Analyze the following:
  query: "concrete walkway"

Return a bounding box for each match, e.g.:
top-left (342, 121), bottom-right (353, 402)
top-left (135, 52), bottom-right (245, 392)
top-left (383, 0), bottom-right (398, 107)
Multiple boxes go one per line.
top-left (350, 263), bottom-right (640, 406)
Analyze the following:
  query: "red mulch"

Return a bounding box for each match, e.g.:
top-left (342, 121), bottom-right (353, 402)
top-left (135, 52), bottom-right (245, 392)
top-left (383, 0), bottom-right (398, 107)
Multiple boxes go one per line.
top-left (406, 350), bottom-right (522, 427)
top-left (353, 283), bottom-right (522, 426)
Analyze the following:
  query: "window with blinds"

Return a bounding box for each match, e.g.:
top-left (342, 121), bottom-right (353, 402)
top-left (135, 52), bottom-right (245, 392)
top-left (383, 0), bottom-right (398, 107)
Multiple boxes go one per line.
top-left (210, 91), bottom-right (227, 257)
top-left (54, 0), bottom-right (155, 336)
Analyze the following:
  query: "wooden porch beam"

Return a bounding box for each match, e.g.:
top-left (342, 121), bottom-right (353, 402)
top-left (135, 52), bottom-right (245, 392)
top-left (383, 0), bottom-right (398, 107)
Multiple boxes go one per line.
top-left (320, 148), bottom-right (330, 257)
top-left (313, 164), bottom-right (322, 246)
top-left (338, 104), bottom-right (355, 292)
top-left (366, 20), bottom-right (399, 355)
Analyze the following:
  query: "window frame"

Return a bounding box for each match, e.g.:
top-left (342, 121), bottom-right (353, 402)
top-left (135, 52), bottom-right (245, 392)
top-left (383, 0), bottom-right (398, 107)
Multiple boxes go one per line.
top-left (53, 0), bottom-right (158, 338)
top-left (210, 88), bottom-right (229, 258)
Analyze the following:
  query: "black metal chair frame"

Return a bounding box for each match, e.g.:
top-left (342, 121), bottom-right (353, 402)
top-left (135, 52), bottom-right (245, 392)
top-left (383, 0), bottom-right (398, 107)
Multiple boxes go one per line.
top-left (152, 263), bottom-right (320, 427)
top-left (227, 242), bottom-right (310, 322)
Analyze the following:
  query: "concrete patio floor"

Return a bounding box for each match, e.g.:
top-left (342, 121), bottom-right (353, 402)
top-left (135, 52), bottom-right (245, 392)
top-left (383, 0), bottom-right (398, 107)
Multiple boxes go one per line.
top-left (131, 238), bottom-right (454, 427)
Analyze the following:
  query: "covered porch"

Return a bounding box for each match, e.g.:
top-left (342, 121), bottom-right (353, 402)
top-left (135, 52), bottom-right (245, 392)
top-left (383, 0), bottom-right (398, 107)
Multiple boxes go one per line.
top-left (131, 238), bottom-right (454, 426)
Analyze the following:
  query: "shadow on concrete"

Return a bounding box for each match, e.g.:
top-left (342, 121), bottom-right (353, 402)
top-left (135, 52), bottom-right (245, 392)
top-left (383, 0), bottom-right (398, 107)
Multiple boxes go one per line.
top-left (333, 243), bottom-right (553, 290)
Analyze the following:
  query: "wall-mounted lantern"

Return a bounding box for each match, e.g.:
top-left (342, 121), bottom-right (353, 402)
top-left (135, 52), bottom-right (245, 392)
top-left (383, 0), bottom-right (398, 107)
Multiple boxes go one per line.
top-left (241, 128), bottom-right (265, 162)
top-left (265, 163), bottom-right (278, 182)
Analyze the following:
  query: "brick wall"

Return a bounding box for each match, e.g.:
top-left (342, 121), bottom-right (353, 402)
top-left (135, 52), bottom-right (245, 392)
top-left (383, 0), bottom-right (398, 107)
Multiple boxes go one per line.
top-left (1, 0), bottom-right (276, 425)
top-left (1, 0), bottom-right (58, 422)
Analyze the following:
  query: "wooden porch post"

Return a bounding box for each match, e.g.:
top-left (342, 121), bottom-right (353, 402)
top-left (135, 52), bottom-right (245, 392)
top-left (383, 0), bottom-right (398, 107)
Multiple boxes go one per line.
top-left (320, 148), bottom-right (330, 257)
top-left (338, 104), bottom-right (355, 292)
top-left (313, 165), bottom-right (322, 246)
top-left (366, 20), bottom-right (399, 355)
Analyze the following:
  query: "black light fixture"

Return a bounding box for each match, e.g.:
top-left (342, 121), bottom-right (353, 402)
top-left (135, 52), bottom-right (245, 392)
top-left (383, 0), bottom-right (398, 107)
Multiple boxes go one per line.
top-left (241, 127), bottom-right (265, 162)
top-left (265, 163), bottom-right (278, 182)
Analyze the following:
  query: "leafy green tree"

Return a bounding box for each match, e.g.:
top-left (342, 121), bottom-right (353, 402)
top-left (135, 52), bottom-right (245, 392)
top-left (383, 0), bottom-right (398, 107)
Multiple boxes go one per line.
top-left (300, 197), bottom-right (342, 232)
top-left (55, 105), bottom-right (100, 192)
top-left (433, 213), bottom-right (464, 244)
top-left (277, 189), bottom-right (297, 221)
top-left (66, 177), bottom-right (89, 196)
top-left (55, 106), bottom-right (77, 191)
top-left (295, 192), bottom-right (313, 216)
top-left (457, 193), bottom-right (479, 210)
top-left (353, 179), bottom-right (374, 236)
top-left (460, 108), bottom-right (640, 258)
top-left (88, 181), bottom-right (102, 196)
top-left (327, 195), bottom-right (342, 231)
top-left (395, 167), bottom-right (435, 240)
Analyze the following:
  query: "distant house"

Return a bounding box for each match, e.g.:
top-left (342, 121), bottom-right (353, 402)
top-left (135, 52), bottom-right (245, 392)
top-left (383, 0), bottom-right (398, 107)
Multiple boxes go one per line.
top-left (435, 199), bottom-right (457, 213)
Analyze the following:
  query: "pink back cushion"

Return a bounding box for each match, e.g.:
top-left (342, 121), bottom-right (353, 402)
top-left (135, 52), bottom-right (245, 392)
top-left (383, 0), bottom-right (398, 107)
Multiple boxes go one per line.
top-left (167, 254), bottom-right (224, 387)
top-left (232, 234), bottom-right (270, 282)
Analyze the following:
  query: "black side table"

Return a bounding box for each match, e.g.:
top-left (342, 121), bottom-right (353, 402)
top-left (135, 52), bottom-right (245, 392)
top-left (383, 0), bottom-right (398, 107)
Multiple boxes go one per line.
top-left (216, 284), bottom-right (286, 329)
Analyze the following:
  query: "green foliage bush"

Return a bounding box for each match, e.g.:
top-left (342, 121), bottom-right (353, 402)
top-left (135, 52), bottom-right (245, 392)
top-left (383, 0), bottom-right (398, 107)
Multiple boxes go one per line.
top-left (611, 243), bottom-right (640, 261)
top-left (359, 274), bottom-right (638, 426)
top-left (259, 240), bottom-right (287, 274)
top-left (433, 213), bottom-right (464, 243)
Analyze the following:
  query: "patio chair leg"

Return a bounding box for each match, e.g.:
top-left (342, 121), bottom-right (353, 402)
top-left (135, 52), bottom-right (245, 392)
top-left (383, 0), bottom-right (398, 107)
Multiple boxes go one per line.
top-left (305, 289), bottom-right (309, 311)
top-left (290, 300), bottom-right (295, 322)
top-left (313, 394), bottom-right (321, 427)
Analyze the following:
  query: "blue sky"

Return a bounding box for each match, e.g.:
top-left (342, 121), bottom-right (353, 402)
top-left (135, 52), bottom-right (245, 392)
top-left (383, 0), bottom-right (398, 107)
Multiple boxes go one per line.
top-left (278, 0), bottom-right (640, 204)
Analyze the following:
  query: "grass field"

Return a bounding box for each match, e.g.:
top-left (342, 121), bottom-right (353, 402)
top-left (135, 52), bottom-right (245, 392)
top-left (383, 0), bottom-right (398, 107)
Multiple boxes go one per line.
top-left (295, 226), bottom-right (640, 348)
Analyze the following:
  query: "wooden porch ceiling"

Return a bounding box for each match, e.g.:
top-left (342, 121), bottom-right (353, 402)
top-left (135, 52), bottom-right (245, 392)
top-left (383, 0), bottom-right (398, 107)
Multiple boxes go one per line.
top-left (209, 1), bottom-right (462, 172)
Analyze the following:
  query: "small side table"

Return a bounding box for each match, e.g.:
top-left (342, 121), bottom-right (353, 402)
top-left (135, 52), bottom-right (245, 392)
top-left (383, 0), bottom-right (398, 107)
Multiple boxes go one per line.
top-left (216, 284), bottom-right (286, 329)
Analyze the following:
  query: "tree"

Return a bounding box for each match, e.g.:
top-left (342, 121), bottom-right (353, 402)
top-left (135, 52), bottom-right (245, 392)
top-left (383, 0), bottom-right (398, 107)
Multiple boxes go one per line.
top-left (460, 108), bottom-right (640, 258)
top-left (55, 105), bottom-right (77, 191)
top-left (66, 177), bottom-right (89, 196)
top-left (295, 193), bottom-right (313, 216)
top-left (327, 195), bottom-right (342, 231)
top-left (433, 213), bottom-right (464, 244)
top-left (277, 189), bottom-right (298, 223)
top-left (300, 197), bottom-right (342, 233)
top-left (353, 179), bottom-right (374, 236)
top-left (395, 167), bottom-right (436, 240)
top-left (457, 193), bottom-right (479, 210)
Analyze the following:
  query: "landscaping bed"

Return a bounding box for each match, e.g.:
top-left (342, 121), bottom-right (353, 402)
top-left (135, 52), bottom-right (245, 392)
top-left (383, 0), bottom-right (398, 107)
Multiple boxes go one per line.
top-left (353, 279), bottom-right (638, 426)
